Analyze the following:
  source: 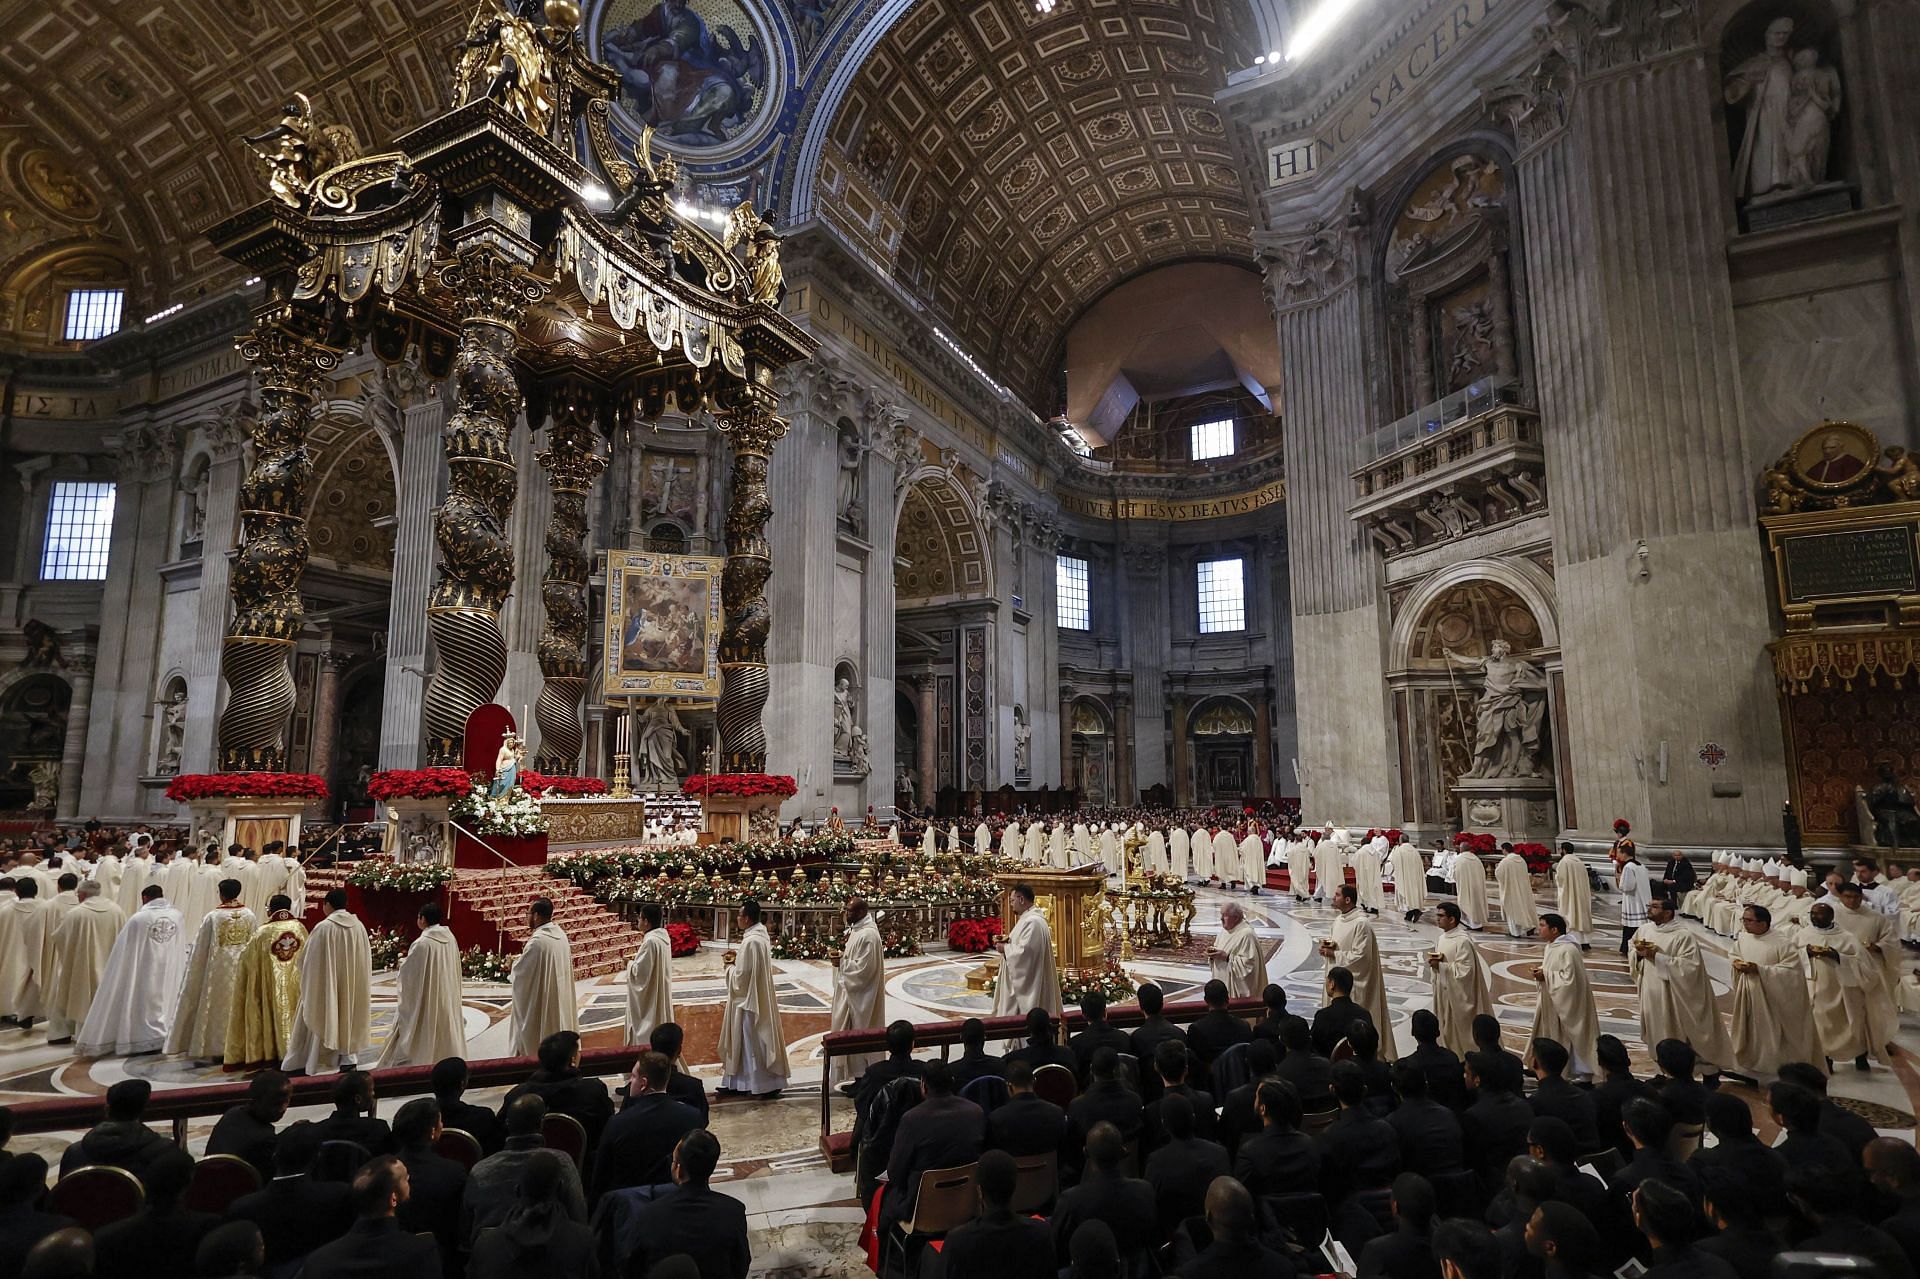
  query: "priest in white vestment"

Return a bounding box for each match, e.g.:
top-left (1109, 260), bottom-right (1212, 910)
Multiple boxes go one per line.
top-left (1318, 886), bottom-right (1397, 1058)
top-left (45, 882), bottom-right (123, 1043)
top-left (77, 886), bottom-right (187, 1056)
top-left (1098, 828), bottom-right (1121, 876)
top-left (44, 875), bottom-right (78, 932)
top-left (165, 879), bottom-right (256, 1061)
top-left (1630, 898), bottom-right (1734, 1073)
top-left (1188, 827), bottom-right (1213, 881)
top-left (1833, 882), bottom-right (1902, 1065)
top-left (1287, 836), bottom-right (1314, 903)
top-left (161, 854), bottom-right (200, 934)
top-left (0, 880), bottom-right (53, 1025)
top-left (1390, 840), bottom-right (1427, 921)
top-left (1527, 913), bottom-right (1599, 1079)
top-left (113, 851), bottom-right (156, 918)
top-left (509, 898), bottom-right (579, 1058)
top-left (719, 899), bottom-right (790, 1096)
top-left (1312, 836), bottom-right (1345, 905)
top-left (1210, 830), bottom-right (1238, 885)
top-left (919, 826), bottom-right (937, 857)
top-left (1806, 900), bottom-right (1895, 1066)
top-left (827, 899), bottom-right (886, 1089)
top-left (283, 890), bottom-right (373, 1074)
top-left (1729, 902), bottom-right (1818, 1078)
top-left (1237, 831), bottom-right (1266, 893)
top-left (1048, 824), bottom-right (1070, 868)
top-left (1427, 903), bottom-right (1492, 1056)
top-left (1001, 824), bottom-right (1022, 861)
top-left (993, 883), bottom-right (1063, 1017)
top-left (974, 823), bottom-right (992, 854)
top-left (220, 849), bottom-right (258, 915)
top-left (1554, 847), bottom-right (1593, 945)
top-left (1208, 903), bottom-right (1263, 999)
top-left (1454, 851), bottom-right (1490, 928)
top-left (376, 902), bottom-right (467, 1067)
top-left (1495, 850), bottom-right (1539, 937)
top-left (1146, 830), bottom-right (1167, 876)
top-left (623, 903), bottom-right (676, 1047)
top-left (255, 847), bottom-right (288, 906)
top-left (1169, 827), bottom-right (1190, 880)
top-left (1023, 824), bottom-right (1046, 864)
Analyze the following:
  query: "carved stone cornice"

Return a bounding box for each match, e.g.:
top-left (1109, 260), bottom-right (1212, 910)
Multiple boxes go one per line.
top-left (203, 400), bottom-right (254, 462)
top-left (1254, 220), bottom-right (1357, 313)
top-left (1481, 50), bottom-right (1576, 155)
top-left (774, 351), bottom-right (865, 421)
top-left (1542, 0), bottom-right (1700, 76)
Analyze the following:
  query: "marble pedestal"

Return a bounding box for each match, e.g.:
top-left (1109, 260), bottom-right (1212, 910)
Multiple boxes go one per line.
top-left (1455, 776), bottom-right (1558, 841)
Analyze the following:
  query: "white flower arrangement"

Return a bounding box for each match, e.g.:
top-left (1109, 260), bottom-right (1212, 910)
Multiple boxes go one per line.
top-left (451, 783), bottom-right (549, 837)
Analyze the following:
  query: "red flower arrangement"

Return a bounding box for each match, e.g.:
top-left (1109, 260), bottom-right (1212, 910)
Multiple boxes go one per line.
top-left (166, 773), bottom-right (328, 802)
top-left (367, 768), bottom-right (474, 801)
top-left (1515, 842), bottom-right (1554, 873)
top-left (522, 772), bottom-right (610, 797)
top-left (665, 921), bottom-right (702, 957)
top-left (1453, 831), bottom-right (1498, 854)
top-left (682, 774), bottom-right (799, 799)
top-left (947, 916), bottom-right (1004, 953)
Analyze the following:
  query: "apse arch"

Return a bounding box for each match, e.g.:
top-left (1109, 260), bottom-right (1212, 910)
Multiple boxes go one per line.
top-left (893, 472), bottom-right (993, 606)
top-left (1387, 557), bottom-right (1560, 672)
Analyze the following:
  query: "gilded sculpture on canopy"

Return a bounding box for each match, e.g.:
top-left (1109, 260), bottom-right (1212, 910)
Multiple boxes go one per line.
top-left (242, 92), bottom-right (361, 210)
top-left (453, 0), bottom-right (577, 136)
top-left (723, 203), bottom-right (784, 306)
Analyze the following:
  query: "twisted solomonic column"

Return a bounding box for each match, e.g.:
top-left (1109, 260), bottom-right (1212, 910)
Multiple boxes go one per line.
top-left (715, 386), bottom-right (788, 773)
top-left (422, 245), bottom-right (547, 765)
top-left (532, 382), bottom-right (607, 773)
top-left (218, 318), bottom-right (340, 771)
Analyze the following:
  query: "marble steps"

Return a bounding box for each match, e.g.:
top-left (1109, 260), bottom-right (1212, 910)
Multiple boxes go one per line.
top-left (449, 867), bottom-right (646, 977)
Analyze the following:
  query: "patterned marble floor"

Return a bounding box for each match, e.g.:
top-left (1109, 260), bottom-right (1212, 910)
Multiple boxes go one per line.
top-left (5, 878), bottom-right (1919, 1277)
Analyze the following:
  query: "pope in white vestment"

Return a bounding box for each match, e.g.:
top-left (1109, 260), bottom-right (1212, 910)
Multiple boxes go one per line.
top-left (1209, 904), bottom-right (1263, 999)
top-left (376, 913), bottom-right (468, 1067)
top-left (1630, 903), bottom-right (1734, 1073)
top-left (283, 900), bottom-right (373, 1074)
top-left (720, 906), bottom-right (790, 1094)
top-left (1729, 907), bottom-right (1818, 1077)
top-left (993, 886), bottom-right (1063, 1018)
top-left (77, 893), bottom-right (188, 1056)
top-left (827, 904), bottom-right (886, 1088)
top-left (1427, 905), bottom-right (1492, 1057)
top-left (165, 894), bottom-right (257, 1061)
top-left (1453, 852), bottom-right (1489, 929)
top-left (1528, 922), bottom-right (1599, 1078)
top-left (1320, 890), bottom-right (1397, 1058)
top-left (624, 908), bottom-right (676, 1047)
top-left (45, 886), bottom-right (124, 1043)
top-left (1495, 851), bottom-right (1540, 937)
top-left (509, 911), bottom-right (579, 1058)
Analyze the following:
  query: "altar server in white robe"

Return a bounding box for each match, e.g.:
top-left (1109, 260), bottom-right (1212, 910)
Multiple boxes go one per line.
top-left (1390, 839), bottom-right (1428, 921)
top-left (377, 902), bottom-right (467, 1067)
top-left (1426, 903), bottom-right (1492, 1057)
top-left (720, 898), bottom-right (790, 1096)
top-left (1287, 836), bottom-right (1314, 903)
top-left (1729, 902), bottom-right (1818, 1078)
top-left (1023, 823), bottom-right (1046, 864)
top-left (1352, 840), bottom-right (1386, 914)
top-left (1553, 845), bottom-right (1593, 946)
top-left (1001, 823), bottom-right (1022, 861)
top-left (919, 826), bottom-right (937, 857)
top-left (1454, 850), bottom-right (1490, 929)
top-left (1146, 828), bottom-right (1167, 876)
top-left (1831, 882), bottom-right (1903, 1066)
top-left (1211, 829), bottom-right (1238, 885)
top-left (1527, 913), bottom-right (1599, 1079)
top-left (1318, 886), bottom-right (1397, 1058)
top-left (1208, 902), bottom-right (1263, 999)
top-left (0, 880), bottom-right (53, 1025)
top-left (1098, 827), bottom-right (1121, 876)
top-left (1495, 849), bottom-right (1540, 937)
top-left (827, 899), bottom-right (886, 1089)
top-left (1630, 897), bottom-right (1734, 1073)
top-left (509, 897), bottom-right (579, 1059)
top-left (45, 882), bottom-right (122, 1043)
top-left (974, 823), bottom-right (992, 854)
top-left (1049, 823), bottom-right (1070, 868)
top-left (993, 882), bottom-right (1063, 1018)
top-left (283, 890), bottom-right (373, 1074)
top-left (1804, 901), bottom-right (1887, 1065)
top-left (77, 885), bottom-right (187, 1057)
top-left (623, 903), bottom-right (675, 1047)
top-left (1170, 827), bottom-right (1190, 880)
top-left (1313, 834), bottom-right (1346, 905)
top-left (1238, 829), bottom-right (1266, 892)
top-left (165, 878), bottom-right (256, 1061)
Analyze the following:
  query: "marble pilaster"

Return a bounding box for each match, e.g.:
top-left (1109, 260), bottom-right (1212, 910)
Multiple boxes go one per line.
top-left (378, 392), bottom-right (447, 769)
top-left (1122, 543), bottom-right (1169, 793)
top-left (55, 653), bottom-right (95, 820)
top-left (306, 644), bottom-right (349, 798)
top-left (182, 412), bottom-right (247, 775)
top-left (764, 405), bottom-right (838, 813)
top-left (499, 413), bottom-right (550, 737)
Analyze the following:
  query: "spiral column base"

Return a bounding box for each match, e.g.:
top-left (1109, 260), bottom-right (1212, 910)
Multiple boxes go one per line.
top-left (423, 607), bottom-right (509, 765)
top-left (533, 674), bottom-right (586, 773)
top-left (217, 637), bottom-right (297, 771)
top-left (718, 661), bottom-right (769, 773)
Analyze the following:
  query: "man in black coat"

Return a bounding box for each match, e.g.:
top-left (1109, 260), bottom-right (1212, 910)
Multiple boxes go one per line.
top-left (58, 1079), bottom-right (174, 1181)
top-left (1218, 1038), bottom-right (1281, 1157)
top-left (500, 1030), bottom-right (614, 1151)
top-left (1142, 1094), bottom-right (1229, 1243)
top-left (1356, 1173), bottom-right (1440, 1279)
top-left (937, 1150), bottom-right (1054, 1279)
top-left (432, 1057), bottom-right (505, 1154)
top-left (1385, 1061), bottom-right (1465, 1178)
top-left (1696, 1168), bottom-right (1783, 1279)
top-left (1049, 1123), bottom-right (1157, 1267)
top-left (651, 1023), bottom-right (711, 1125)
top-left (1128, 983), bottom-right (1187, 1101)
top-left (0, 1155), bottom-right (76, 1277)
top-left (1185, 979), bottom-right (1254, 1084)
top-left (1524, 1117), bottom-right (1616, 1239)
top-left (1233, 1079), bottom-right (1319, 1199)
top-left (1403, 1009), bottom-right (1466, 1108)
top-left (1004, 1007), bottom-right (1077, 1076)
top-left (852, 1020), bottom-right (928, 1131)
top-left (390, 1098), bottom-right (469, 1265)
top-left (880, 1064), bottom-right (986, 1235)
top-left (1779, 1060), bottom-right (1877, 1163)
top-left (205, 1069), bottom-right (291, 1179)
top-left (1611, 1098), bottom-right (1697, 1210)
top-left (309, 1070), bottom-right (395, 1157)
top-left (1646, 1039), bottom-right (1710, 1126)
top-left (91, 1148), bottom-right (220, 1279)
top-left (1143, 1038), bottom-right (1217, 1150)
top-left (1174, 1176), bottom-right (1296, 1279)
top-left (1527, 1038), bottom-right (1599, 1149)
top-left (290, 1155), bottom-right (443, 1279)
top-left (1868, 1137), bottom-right (1920, 1276)
top-left (1275, 1017), bottom-right (1334, 1109)
top-left (1310, 966), bottom-right (1375, 1057)
top-left (596, 1051), bottom-right (706, 1199)
top-left (1066, 1048), bottom-right (1144, 1177)
top-left (1067, 991), bottom-right (1132, 1082)
top-left (1251, 983), bottom-right (1305, 1047)
top-left (948, 1017), bottom-right (1005, 1090)
top-left (226, 1124), bottom-right (356, 1275)
top-left (1316, 1061), bottom-right (1401, 1206)
top-left (619, 1130), bottom-right (751, 1279)
top-left (1461, 1051), bottom-right (1534, 1191)
top-left (988, 1060), bottom-right (1067, 1157)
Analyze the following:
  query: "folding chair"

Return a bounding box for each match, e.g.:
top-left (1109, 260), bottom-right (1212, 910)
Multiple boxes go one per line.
top-left (881, 1162), bottom-right (979, 1279)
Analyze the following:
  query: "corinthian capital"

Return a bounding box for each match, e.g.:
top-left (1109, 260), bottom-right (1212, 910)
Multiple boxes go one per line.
top-left (1254, 221), bottom-right (1355, 311)
top-left (716, 386), bottom-right (789, 455)
top-left (1481, 49), bottom-right (1575, 152)
top-left (437, 243), bottom-right (548, 328)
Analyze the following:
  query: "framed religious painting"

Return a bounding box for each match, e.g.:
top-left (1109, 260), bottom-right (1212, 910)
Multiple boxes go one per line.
top-left (603, 550), bottom-right (722, 699)
top-left (1790, 420), bottom-right (1878, 489)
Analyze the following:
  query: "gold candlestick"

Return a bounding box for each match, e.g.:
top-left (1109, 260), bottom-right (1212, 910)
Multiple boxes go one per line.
top-left (611, 751), bottom-right (633, 799)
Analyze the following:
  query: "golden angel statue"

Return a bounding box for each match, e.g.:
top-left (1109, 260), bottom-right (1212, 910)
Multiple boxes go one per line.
top-left (453, 0), bottom-right (560, 136)
top-left (723, 203), bottom-right (784, 305)
top-left (242, 93), bottom-right (360, 209)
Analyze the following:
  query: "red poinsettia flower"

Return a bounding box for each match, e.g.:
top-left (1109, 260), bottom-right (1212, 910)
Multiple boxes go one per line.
top-left (165, 773), bottom-right (330, 802)
top-left (946, 917), bottom-right (1004, 953)
top-left (682, 774), bottom-right (800, 799)
top-left (665, 922), bottom-right (702, 957)
top-left (367, 768), bottom-right (475, 801)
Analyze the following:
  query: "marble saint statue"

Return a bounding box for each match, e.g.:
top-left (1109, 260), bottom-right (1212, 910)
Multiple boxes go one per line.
top-left (1444, 640), bottom-right (1548, 778)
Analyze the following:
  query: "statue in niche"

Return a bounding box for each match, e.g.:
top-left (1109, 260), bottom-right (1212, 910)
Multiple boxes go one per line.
top-left (183, 470), bottom-right (208, 547)
top-left (896, 765), bottom-right (916, 810)
top-left (1445, 300), bottom-right (1497, 386)
top-left (1013, 706), bottom-right (1032, 777)
top-left (156, 689), bottom-right (188, 775)
top-left (833, 675), bottom-right (857, 762)
top-left (837, 423), bottom-right (868, 532)
top-left (28, 762), bottom-right (58, 812)
top-left (1866, 762), bottom-right (1920, 849)
top-left (1725, 16), bottom-right (1842, 200)
top-left (847, 726), bottom-right (870, 776)
top-left (636, 699), bottom-right (686, 789)
top-left (1442, 639), bottom-right (1548, 779)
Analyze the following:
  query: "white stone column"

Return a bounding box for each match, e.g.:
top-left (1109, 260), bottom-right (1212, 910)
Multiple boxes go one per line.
top-left (182, 411), bottom-right (248, 775)
top-left (764, 404), bottom-right (838, 814)
top-left (862, 428), bottom-right (901, 812)
top-left (1026, 518), bottom-right (1063, 788)
top-left (499, 412), bottom-right (550, 739)
top-left (56, 653), bottom-right (96, 820)
top-left (378, 392), bottom-right (447, 769)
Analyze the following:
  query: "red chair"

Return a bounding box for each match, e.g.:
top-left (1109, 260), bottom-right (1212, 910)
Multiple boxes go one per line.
top-left (433, 1127), bottom-right (484, 1170)
top-left (542, 1111), bottom-right (589, 1170)
top-left (1330, 1037), bottom-right (1354, 1064)
top-left (1031, 1063), bottom-right (1078, 1108)
top-left (50, 1165), bottom-right (144, 1230)
top-left (184, 1154), bottom-right (261, 1215)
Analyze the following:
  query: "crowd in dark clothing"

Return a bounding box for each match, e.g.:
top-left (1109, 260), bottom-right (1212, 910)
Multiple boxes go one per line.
top-left (0, 1025), bottom-right (744, 1279)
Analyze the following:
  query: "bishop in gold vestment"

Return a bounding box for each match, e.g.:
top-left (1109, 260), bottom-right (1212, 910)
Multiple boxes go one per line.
top-left (223, 907), bottom-right (308, 1071)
